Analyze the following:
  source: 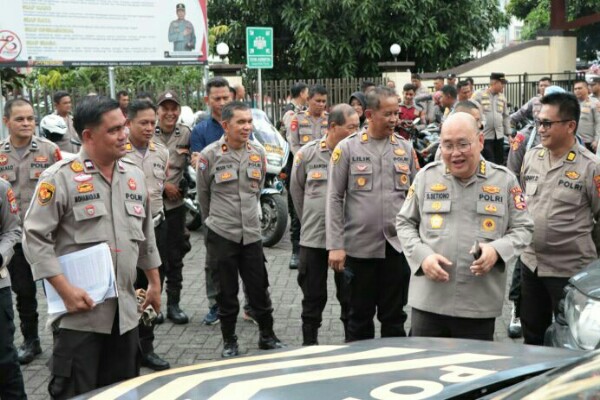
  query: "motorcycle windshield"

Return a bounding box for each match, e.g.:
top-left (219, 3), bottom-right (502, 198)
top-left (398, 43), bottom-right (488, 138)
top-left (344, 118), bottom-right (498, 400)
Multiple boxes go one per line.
top-left (252, 109), bottom-right (286, 157)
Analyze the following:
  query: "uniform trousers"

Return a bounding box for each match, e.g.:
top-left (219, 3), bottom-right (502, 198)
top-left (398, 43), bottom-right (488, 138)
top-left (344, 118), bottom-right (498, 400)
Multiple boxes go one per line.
top-left (163, 206), bottom-right (186, 297)
top-left (507, 259), bottom-right (522, 316)
top-left (135, 222), bottom-right (166, 355)
top-left (0, 287), bottom-right (26, 399)
top-left (7, 244), bottom-right (38, 340)
top-left (410, 308), bottom-right (495, 341)
top-left (345, 243), bottom-right (410, 341)
top-left (483, 138), bottom-right (505, 165)
top-left (284, 160), bottom-right (301, 251)
top-left (297, 246), bottom-right (348, 328)
top-left (520, 258), bottom-right (570, 345)
top-left (48, 311), bottom-right (139, 399)
top-left (205, 228), bottom-right (273, 338)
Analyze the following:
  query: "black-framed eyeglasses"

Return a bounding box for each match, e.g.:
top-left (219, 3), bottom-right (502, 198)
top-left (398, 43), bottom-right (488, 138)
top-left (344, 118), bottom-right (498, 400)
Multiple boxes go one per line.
top-left (534, 119), bottom-right (572, 129)
top-left (440, 141), bottom-right (473, 154)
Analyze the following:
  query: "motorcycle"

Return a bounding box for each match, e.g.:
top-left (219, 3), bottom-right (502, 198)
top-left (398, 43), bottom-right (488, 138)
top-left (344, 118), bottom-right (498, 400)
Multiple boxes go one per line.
top-left (184, 109), bottom-right (289, 248)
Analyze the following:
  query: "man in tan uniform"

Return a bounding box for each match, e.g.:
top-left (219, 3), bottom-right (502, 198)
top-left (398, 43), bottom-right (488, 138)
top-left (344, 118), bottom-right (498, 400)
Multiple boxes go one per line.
top-left (197, 102), bottom-right (284, 357)
top-left (1, 98), bottom-right (62, 364)
top-left (573, 79), bottom-right (600, 152)
top-left (23, 96), bottom-right (161, 399)
top-left (520, 91), bottom-right (600, 345)
top-left (153, 90), bottom-right (191, 324)
top-left (397, 113), bottom-right (533, 340)
top-left (124, 100), bottom-right (170, 371)
top-left (290, 104), bottom-right (358, 345)
top-left (326, 86), bottom-right (418, 341)
top-left (49, 91), bottom-right (80, 153)
top-left (287, 85), bottom-right (328, 269)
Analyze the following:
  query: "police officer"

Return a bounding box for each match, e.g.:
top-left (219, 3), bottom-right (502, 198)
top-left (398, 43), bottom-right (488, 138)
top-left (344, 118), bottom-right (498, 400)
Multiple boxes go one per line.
top-left (326, 86), bottom-right (417, 341)
top-left (1, 98), bottom-right (62, 364)
top-left (153, 90), bottom-right (191, 324)
top-left (168, 3), bottom-right (196, 51)
top-left (573, 79), bottom-right (600, 152)
top-left (472, 72), bottom-right (511, 164)
top-left (397, 113), bottom-right (533, 340)
top-left (520, 91), bottom-right (600, 345)
top-left (0, 179), bottom-right (26, 399)
top-left (290, 104), bottom-right (358, 345)
top-left (23, 96), bottom-right (161, 398)
top-left (124, 100), bottom-right (170, 371)
top-left (197, 102), bottom-right (284, 357)
top-left (287, 84), bottom-right (328, 269)
top-left (49, 91), bottom-right (81, 153)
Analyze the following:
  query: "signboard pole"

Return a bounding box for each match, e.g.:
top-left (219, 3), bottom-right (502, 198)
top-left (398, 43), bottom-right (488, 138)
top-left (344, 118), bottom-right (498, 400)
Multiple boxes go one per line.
top-left (258, 69), bottom-right (263, 111)
top-left (108, 67), bottom-right (116, 99)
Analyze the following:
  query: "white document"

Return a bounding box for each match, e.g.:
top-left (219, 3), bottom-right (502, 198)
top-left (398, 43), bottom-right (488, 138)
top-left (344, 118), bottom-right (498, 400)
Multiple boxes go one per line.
top-left (43, 243), bottom-right (118, 316)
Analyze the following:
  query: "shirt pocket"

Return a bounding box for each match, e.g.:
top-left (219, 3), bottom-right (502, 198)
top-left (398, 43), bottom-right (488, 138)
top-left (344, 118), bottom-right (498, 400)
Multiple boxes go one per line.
top-left (215, 169), bottom-right (238, 184)
top-left (394, 163), bottom-right (410, 191)
top-left (476, 201), bottom-right (506, 240)
top-left (550, 189), bottom-right (581, 221)
top-left (1, 170), bottom-right (16, 183)
top-left (124, 201), bottom-right (146, 241)
top-left (306, 168), bottom-right (327, 197)
top-left (153, 168), bottom-right (166, 181)
top-left (423, 200), bottom-right (451, 234)
top-left (349, 162), bottom-right (372, 191)
top-left (73, 202), bottom-right (108, 244)
top-left (246, 167), bottom-right (262, 193)
top-left (30, 168), bottom-right (44, 180)
top-left (524, 182), bottom-right (537, 198)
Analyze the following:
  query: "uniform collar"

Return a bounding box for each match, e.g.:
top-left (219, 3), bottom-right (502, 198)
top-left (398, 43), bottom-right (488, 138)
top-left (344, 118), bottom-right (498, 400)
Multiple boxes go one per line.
top-left (77, 148), bottom-right (126, 174)
top-left (3, 136), bottom-right (39, 153)
top-left (125, 138), bottom-right (155, 153)
top-left (155, 124), bottom-right (180, 137)
top-left (218, 136), bottom-right (251, 154)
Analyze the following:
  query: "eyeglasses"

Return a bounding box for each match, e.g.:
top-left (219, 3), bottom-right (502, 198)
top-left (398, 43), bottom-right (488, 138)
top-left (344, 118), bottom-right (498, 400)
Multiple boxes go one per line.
top-left (440, 141), bottom-right (473, 154)
top-left (534, 119), bottom-right (572, 129)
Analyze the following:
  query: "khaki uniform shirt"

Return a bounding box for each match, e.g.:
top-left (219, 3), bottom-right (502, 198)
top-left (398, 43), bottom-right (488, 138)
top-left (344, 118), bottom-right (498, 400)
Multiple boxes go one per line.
top-left (22, 150), bottom-right (161, 334)
top-left (290, 137), bottom-right (331, 249)
top-left (153, 124), bottom-right (191, 211)
top-left (577, 98), bottom-right (600, 144)
top-left (472, 89), bottom-right (511, 140)
top-left (0, 136), bottom-right (62, 221)
top-left (123, 139), bottom-right (169, 217)
top-left (326, 131), bottom-right (418, 258)
top-left (197, 137), bottom-right (266, 245)
top-left (280, 102), bottom-right (306, 136)
top-left (396, 160), bottom-right (533, 318)
top-left (521, 143), bottom-right (600, 277)
top-left (507, 129), bottom-right (540, 181)
top-left (510, 96), bottom-right (542, 126)
top-left (287, 110), bottom-right (328, 154)
top-left (0, 179), bottom-right (22, 290)
top-left (52, 112), bottom-right (81, 154)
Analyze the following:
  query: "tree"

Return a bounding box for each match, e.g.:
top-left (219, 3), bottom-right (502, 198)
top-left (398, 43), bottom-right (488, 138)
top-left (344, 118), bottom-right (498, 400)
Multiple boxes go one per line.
top-left (207, 0), bottom-right (509, 78)
top-left (507, 0), bottom-right (600, 61)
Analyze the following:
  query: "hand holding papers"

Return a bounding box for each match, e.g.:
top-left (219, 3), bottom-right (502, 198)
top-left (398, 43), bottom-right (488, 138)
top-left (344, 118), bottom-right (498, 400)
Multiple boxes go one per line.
top-left (44, 243), bottom-right (118, 316)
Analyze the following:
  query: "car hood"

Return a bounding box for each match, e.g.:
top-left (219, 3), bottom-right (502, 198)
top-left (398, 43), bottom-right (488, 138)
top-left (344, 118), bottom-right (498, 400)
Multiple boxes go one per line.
top-left (76, 337), bottom-right (581, 400)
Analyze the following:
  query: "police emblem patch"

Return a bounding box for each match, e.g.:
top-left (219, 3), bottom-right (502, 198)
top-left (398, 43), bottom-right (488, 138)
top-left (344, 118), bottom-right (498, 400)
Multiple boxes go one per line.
top-left (251, 170), bottom-right (261, 179)
top-left (0, 155), bottom-right (7, 166)
top-left (7, 188), bottom-right (17, 214)
top-left (37, 182), bottom-right (55, 205)
top-left (431, 201), bottom-right (442, 211)
top-left (430, 214), bottom-right (443, 229)
top-left (85, 204), bottom-right (95, 216)
top-left (400, 174), bottom-right (408, 185)
top-left (302, 135), bottom-right (311, 143)
top-left (221, 172), bottom-right (232, 180)
top-left (482, 218), bottom-right (496, 232)
top-left (294, 154), bottom-right (302, 167)
top-left (332, 148), bottom-right (342, 164)
top-left (407, 184), bottom-right (415, 199)
top-left (356, 177), bottom-right (367, 187)
top-left (128, 178), bottom-right (137, 191)
top-left (514, 193), bottom-right (527, 210)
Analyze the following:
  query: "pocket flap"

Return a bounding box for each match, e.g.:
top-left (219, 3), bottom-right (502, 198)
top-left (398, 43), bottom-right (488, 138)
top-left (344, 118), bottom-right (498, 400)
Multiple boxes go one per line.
top-left (350, 162), bottom-right (372, 175)
top-left (73, 202), bottom-right (107, 221)
top-left (476, 201), bottom-right (506, 216)
top-left (0, 171), bottom-right (16, 183)
top-left (153, 168), bottom-right (166, 180)
top-left (423, 200), bottom-right (451, 213)
top-left (551, 188), bottom-right (582, 205)
top-left (394, 163), bottom-right (410, 173)
top-left (525, 183), bottom-right (537, 196)
top-left (125, 201), bottom-right (146, 218)
top-left (30, 169), bottom-right (43, 180)
top-left (246, 167), bottom-right (262, 180)
top-left (215, 169), bottom-right (238, 183)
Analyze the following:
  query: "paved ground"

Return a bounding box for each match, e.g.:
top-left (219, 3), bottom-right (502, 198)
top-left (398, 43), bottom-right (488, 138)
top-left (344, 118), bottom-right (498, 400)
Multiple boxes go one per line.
top-left (16, 226), bottom-right (521, 399)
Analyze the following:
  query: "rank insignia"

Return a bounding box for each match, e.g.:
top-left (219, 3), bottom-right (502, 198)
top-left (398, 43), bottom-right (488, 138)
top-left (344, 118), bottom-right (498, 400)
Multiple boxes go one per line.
top-left (356, 177), bottom-right (367, 187)
top-left (77, 183), bottom-right (94, 193)
top-left (479, 160), bottom-right (486, 175)
top-left (407, 184), bottom-right (415, 199)
top-left (565, 171), bottom-right (580, 180)
top-left (73, 174), bottom-right (92, 183)
top-left (514, 193), bottom-right (527, 210)
top-left (320, 140), bottom-right (327, 150)
top-left (7, 188), bottom-right (17, 214)
top-left (361, 133), bottom-right (369, 142)
top-left (128, 178), bottom-right (137, 190)
top-left (221, 144), bottom-right (229, 153)
top-left (394, 148), bottom-right (406, 156)
top-left (482, 185), bottom-right (500, 194)
top-left (85, 204), bottom-right (95, 216)
top-left (431, 201), bottom-right (442, 211)
top-left (356, 164), bottom-right (369, 172)
top-left (390, 135), bottom-right (397, 144)
top-left (37, 182), bottom-right (55, 205)
top-left (430, 214), bottom-right (443, 229)
top-left (35, 156), bottom-right (48, 163)
top-left (249, 154), bottom-right (261, 163)
top-left (125, 143), bottom-right (132, 151)
top-left (84, 160), bottom-right (95, 170)
top-left (538, 149), bottom-right (545, 159)
top-left (485, 204), bottom-right (497, 213)
top-left (430, 183), bottom-right (447, 192)
top-left (221, 172), bottom-right (232, 180)
top-left (251, 170), bottom-right (261, 179)
top-left (0, 155), bottom-right (8, 166)
top-left (311, 171), bottom-right (323, 179)
top-left (133, 205), bottom-right (143, 215)
top-left (332, 148), bottom-right (342, 164)
top-left (71, 161), bottom-right (83, 172)
top-left (482, 218), bottom-right (496, 232)
top-left (399, 174), bottom-right (408, 185)
top-left (302, 135), bottom-right (311, 143)
top-left (149, 141), bottom-right (156, 151)
top-left (566, 151), bottom-right (576, 162)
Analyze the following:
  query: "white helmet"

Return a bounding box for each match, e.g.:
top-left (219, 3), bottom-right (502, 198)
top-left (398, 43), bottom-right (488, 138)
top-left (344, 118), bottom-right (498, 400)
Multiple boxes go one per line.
top-left (40, 114), bottom-right (68, 142)
top-left (178, 106), bottom-right (195, 128)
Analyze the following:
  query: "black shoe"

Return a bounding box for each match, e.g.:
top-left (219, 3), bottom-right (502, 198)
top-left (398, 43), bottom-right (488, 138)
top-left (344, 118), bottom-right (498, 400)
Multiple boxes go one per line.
top-left (222, 338), bottom-right (239, 358)
top-left (155, 312), bottom-right (165, 325)
top-left (167, 304), bottom-right (189, 324)
top-left (302, 325), bottom-right (318, 346)
top-left (141, 352), bottom-right (171, 371)
top-left (17, 338), bottom-right (42, 365)
top-left (258, 333), bottom-right (286, 350)
top-left (289, 252), bottom-right (299, 270)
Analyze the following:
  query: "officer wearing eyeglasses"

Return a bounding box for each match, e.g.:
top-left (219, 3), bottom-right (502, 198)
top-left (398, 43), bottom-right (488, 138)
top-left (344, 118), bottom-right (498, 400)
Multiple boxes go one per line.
top-left (397, 112), bottom-right (533, 340)
top-left (519, 91), bottom-right (600, 346)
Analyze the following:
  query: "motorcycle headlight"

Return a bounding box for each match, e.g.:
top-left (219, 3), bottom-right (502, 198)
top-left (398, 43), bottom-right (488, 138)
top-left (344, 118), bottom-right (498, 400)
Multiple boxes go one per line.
top-left (565, 288), bottom-right (600, 350)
